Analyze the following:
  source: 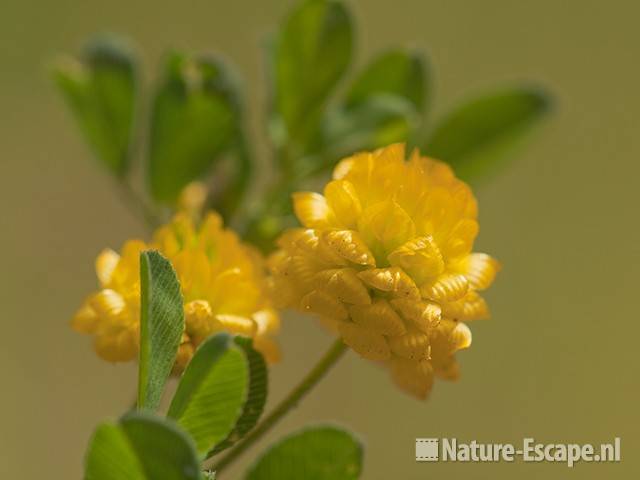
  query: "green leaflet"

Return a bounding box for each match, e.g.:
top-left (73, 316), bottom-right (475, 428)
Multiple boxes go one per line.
top-left (52, 34), bottom-right (137, 176)
top-left (137, 250), bottom-right (184, 411)
top-left (426, 86), bottom-right (553, 179)
top-left (85, 413), bottom-right (200, 480)
top-left (149, 54), bottom-right (239, 203)
top-left (168, 335), bottom-right (267, 458)
top-left (270, 0), bottom-right (353, 156)
top-left (246, 426), bottom-right (363, 480)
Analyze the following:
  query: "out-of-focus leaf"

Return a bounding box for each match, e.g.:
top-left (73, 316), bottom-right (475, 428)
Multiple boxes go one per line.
top-left (168, 335), bottom-right (267, 458)
top-left (426, 86), bottom-right (553, 179)
top-left (316, 95), bottom-right (418, 171)
top-left (52, 34), bottom-right (136, 176)
top-left (345, 49), bottom-right (429, 112)
top-left (245, 426), bottom-right (363, 480)
top-left (85, 413), bottom-right (200, 480)
top-left (138, 250), bottom-right (184, 411)
top-left (271, 0), bottom-right (353, 156)
top-left (149, 54), bottom-right (239, 203)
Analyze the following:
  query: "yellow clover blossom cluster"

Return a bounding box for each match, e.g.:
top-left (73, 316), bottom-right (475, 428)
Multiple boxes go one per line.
top-left (269, 144), bottom-right (499, 398)
top-left (72, 211), bottom-right (280, 372)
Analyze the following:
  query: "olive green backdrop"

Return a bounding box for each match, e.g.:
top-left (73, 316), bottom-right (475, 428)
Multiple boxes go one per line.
top-left (1, 0), bottom-right (639, 478)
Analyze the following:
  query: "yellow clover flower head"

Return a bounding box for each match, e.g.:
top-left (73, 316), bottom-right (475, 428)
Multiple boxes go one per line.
top-left (72, 211), bottom-right (281, 372)
top-left (269, 144), bottom-right (499, 399)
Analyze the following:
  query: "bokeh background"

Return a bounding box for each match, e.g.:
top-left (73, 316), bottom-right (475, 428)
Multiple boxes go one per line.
top-left (2, 0), bottom-right (639, 478)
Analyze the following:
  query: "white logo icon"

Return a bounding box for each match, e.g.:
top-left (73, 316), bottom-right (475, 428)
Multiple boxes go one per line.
top-left (416, 438), bottom-right (439, 462)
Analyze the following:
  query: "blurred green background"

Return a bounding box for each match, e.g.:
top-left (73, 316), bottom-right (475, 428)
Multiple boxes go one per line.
top-left (2, 0), bottom-right (639, 478)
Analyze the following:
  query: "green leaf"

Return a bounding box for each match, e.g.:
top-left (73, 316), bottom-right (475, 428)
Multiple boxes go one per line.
top-left (345, 49), bottom-right (429, 112)
top-left (149, 54), bottom-right (239, 203)
top-left (85, 413), bottom-right (200, 480)
top-left (271, 0), bottom-right (353, 154)
top-left (52, 34), bottom-right (137, 176)
top-left (208, 336), bottom-right (268, 456)
top-left (168, 335), bottom-right (267, 458)
top-left (245, 426), bottom-right (363, 480)
top-left (426, 86), bottom-right (553, 179)
top-left (320, 95), bottom-right (418, 164)
top-left (138, 250), bottom-right (184, 411)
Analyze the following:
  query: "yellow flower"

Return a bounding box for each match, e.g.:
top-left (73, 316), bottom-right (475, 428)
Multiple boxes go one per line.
top-left (72, 211), bottom-right (281, 372)
top-left (269, 144), bottom-right (499, 398)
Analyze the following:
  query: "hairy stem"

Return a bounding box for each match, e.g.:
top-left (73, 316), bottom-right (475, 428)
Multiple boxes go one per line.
top-left (212, 339), bottom-right (348, 475)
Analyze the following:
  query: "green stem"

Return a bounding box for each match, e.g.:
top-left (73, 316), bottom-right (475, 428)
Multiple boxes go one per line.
top-left (212, 339), bottom-right (348, 475)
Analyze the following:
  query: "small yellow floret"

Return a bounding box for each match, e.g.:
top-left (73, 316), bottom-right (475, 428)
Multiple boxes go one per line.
top-left (72, 211), bottom-right (280, 371)
top-left (269, 144), bottom-right (499, 399)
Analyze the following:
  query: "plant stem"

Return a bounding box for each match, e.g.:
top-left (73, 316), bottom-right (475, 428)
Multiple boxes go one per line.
top-left (212, 339), bottom-right (348, 475)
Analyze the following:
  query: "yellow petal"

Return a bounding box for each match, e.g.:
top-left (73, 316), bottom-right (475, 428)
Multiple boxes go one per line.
top-left (300, 290), bottom-right (348, 321)
top-left (358, 267), bottom-right (420, 300)
top-left (387, 236), bottom-right (444, 285)
top-left (441, 219), bottom-right (479, 259)
top-left (292, 192), bottom-right (336, 228)
top-left (459, 253), bottom-right (501, 290)
top-left (211, 268), bottom-right (260, 316)
top-left (441, 290), bottom-right (490, 321)
top-left (338, 322), bottom-right (390, 361)
top-left (324, 179), bottom-right (362, 228)
top-left (314, 268), bottom-right (371, 305)
top-left (172, 250), bottom-right (211, 300)
top-left (213, 314), bottom-right (257, 337)
top-left (388, 330), bottom-right (430, 360)
top-left (358, 200), bottom-right (416, 256)
top-left (279, 255), bottom-right (323, 289)
top-left (451, 322), bottom-right (472, 351)
top-left (320, 230), bottom-right (376, 266)
top-left (349, 299), bottom-right (407, 337)
top-left (95, 249), bottom-right (120, 287)
top-left (88, 289), bottom-right (126, 319)
top-left (389, 357), bottom-right (434, 399)
top-left (390, 298), bottom-right (441, 334)
top-left (431, 355), bottom-right (460, 381)
top-left (431, 319), bottom-right (469, 354)
top-left (414, 187), bottom-right (454, 238)
top-left (267, 276), bottom-right (297, 310)
top-left (420, 273), bottom-right (469, 302)
top-left (71, 301), bottom-right (99, 334)
top-left (252, 308), bottom-right (280, 336)
top-left (184, 300), bottom-right (213, 339)
top-left (94, 325), bottom-right (138, 362)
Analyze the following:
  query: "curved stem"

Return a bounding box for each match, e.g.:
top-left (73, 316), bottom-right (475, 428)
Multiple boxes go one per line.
top-left (212, 339), bottom-right (348, 475)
